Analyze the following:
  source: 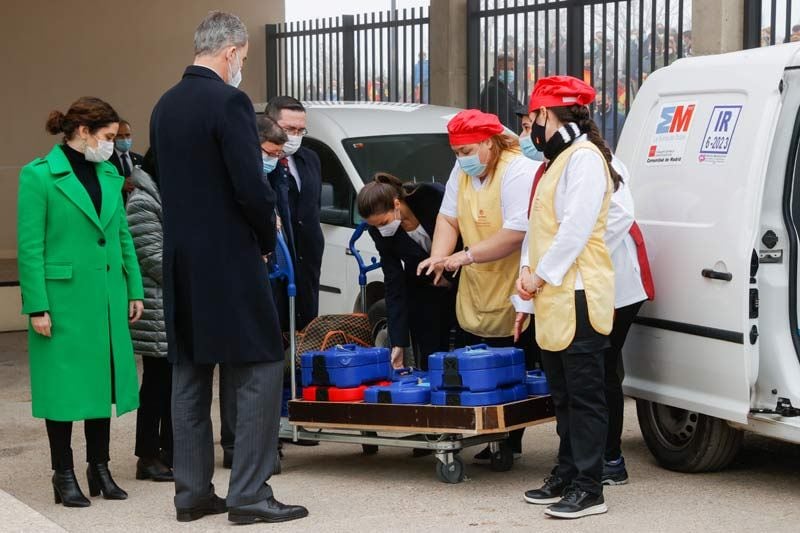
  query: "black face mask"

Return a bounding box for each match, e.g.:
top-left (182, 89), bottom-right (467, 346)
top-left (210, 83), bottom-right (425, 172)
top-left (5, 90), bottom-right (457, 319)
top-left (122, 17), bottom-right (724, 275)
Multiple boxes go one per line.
top-left (535, 120), bottom-right (582, 162)
top-left (532, 114), bottom-right (548, 152)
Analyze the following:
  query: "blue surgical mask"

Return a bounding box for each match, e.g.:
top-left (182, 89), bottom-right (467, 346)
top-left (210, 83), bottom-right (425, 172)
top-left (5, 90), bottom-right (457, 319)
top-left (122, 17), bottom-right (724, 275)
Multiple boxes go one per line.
top-left (519, 135), bottom-right (544, 161)
top-left (115, 138), bottom-right (132, 153)
top-left (500, 70), bottom-right (515, 86)
top-left (457, 153), bottom-right (487, 178)
top-left (262, 155), bottom-right (278, 175)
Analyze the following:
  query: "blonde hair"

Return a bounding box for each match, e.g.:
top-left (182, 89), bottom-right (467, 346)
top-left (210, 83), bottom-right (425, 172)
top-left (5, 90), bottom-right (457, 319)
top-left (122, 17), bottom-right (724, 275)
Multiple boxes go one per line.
top-left (484, 133), bottom-right (520, 180)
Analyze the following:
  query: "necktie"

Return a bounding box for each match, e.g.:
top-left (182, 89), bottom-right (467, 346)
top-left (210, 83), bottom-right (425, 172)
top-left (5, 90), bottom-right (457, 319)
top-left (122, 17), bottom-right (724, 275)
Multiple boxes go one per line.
top-left (121, 153), bottom-right (131, 177)
top-left (527, 163), bottom-right (548, 218)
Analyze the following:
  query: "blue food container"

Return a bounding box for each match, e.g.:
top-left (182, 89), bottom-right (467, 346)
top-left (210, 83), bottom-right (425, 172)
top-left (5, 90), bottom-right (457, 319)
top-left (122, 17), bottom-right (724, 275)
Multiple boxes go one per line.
top-left (526, 370), bottom-right (550, 395)
top-left (363, 381), bottom-right (431, 405)
top-left (300, 344), bottom-right (391, 388)
top-left (428, 344), bottom-right (525, 392)
top-left (392, 367), bottom-right (428, 384)
top-left (431, 383), bottom-right (528, 407)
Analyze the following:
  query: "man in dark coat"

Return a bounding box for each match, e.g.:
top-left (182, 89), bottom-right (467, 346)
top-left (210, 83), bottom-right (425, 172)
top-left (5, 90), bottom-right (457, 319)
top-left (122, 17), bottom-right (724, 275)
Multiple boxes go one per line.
top-left (266, 96), bottom-right (324, 332)
top-left (480, 54), bottom-right (524, 130)
top-left (150, 11), bottom-right (307, 525)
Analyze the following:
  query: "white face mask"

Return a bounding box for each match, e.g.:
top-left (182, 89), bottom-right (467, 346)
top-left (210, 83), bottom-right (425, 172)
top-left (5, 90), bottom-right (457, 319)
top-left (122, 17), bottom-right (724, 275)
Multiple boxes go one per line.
top-left (378, 219), bottom-right (401, 237)
top-left (377, 209), bottom-right (402, 237)
top-left (85, 138), bottom-right (115, 162)
top-left (282, 135), bottom-right (303, 156)
top-left (227, 49), bottom-right (242, 88)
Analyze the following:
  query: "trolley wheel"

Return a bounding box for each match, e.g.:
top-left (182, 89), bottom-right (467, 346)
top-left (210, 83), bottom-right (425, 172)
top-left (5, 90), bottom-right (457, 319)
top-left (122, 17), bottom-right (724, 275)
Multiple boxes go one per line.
top-left (489, 441), bottom-right (514, 472)
top-left (361, 431), bottom-right (379, 455)
top-left (436, 456), bottom-right (465, 484)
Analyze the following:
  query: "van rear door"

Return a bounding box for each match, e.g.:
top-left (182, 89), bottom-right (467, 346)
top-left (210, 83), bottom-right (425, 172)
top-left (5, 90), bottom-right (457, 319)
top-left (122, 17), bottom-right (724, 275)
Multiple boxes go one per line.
top-left (616, 45), bottom-right (800, 423)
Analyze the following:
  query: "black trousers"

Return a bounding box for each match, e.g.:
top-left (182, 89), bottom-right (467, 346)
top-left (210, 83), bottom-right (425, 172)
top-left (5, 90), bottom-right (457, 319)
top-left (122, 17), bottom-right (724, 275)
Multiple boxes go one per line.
top-left (455, 324), bottom-right (541, 453)
top-left (540, 291), bottom-right (610, 497)
top-left (407, 285), bottom-right (457, 371)
top-left (135, 356), bottom-right (173, 461)
top-left (604, 300), bottom-right (644, 462)
top-left (45, 418), bottom-right (110, 471)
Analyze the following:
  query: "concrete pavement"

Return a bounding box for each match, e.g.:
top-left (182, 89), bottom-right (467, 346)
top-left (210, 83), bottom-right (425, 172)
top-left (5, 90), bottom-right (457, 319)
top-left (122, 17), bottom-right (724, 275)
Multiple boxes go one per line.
top-left (1, 331), bottom-right (799, 532)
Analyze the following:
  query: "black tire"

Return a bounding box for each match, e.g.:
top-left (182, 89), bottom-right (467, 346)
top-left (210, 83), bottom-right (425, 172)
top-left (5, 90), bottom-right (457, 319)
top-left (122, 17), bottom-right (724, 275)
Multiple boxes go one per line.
top-left (636, 399), bottom-right (743, 473)
top-left (366, 299), bottom-right (389, 346)
top-left (489, 441), bottom-right (514, 472)
top-left (436, 456), bottom-right (466, 484)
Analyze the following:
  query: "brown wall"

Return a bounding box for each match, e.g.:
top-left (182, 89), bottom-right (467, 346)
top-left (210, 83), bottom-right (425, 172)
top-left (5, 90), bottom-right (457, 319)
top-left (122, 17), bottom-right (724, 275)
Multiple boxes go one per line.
top-left (0, 0), bottom-right (284, 259)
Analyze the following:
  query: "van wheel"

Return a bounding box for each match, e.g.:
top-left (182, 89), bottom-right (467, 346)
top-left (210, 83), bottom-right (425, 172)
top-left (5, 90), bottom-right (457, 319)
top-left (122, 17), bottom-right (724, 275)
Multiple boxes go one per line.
top-left (636, 399), bottom-right (743, 473)
top-left (367, 299), bottom-right (389, 346)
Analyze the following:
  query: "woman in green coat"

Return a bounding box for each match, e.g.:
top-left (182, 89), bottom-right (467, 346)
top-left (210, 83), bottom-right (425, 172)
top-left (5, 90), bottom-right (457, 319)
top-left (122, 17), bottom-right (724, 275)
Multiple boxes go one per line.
top-left (17, 97), bottom-right (144, 508)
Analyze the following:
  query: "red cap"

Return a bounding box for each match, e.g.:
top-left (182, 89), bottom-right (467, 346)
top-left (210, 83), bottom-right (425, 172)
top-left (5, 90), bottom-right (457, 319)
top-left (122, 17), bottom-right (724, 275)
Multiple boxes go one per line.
top-left (447, 109), bottom-right (505, 146)
top-left (528, 76), bottom-right (596, 112)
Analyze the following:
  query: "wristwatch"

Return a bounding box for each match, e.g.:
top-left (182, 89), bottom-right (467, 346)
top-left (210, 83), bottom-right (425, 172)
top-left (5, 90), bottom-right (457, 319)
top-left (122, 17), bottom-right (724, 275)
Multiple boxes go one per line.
top-left (464, 247), bottom-right (475, 265)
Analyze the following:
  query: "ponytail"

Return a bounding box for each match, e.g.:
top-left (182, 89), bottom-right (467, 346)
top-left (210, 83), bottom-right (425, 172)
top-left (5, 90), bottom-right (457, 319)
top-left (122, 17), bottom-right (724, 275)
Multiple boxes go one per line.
top-left (45, 110), bottom-right (65, 135)
top-left (356, 172), bottom-right (407, 219)
top-left (551, 104), bottom-right (623, 191)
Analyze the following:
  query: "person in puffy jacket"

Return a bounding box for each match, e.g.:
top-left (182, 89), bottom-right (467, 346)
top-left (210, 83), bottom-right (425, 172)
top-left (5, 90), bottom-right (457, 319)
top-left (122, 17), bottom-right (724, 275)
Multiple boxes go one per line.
top-left (126, 149), bottom-right (173, 483)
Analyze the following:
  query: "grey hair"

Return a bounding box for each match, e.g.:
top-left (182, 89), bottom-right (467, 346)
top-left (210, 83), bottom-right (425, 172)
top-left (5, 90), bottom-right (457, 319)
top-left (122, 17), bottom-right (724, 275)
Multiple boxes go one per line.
top-left (194, 11), bottom-right (248, 56)
top-left (256, 115), bottom-right (288, 145)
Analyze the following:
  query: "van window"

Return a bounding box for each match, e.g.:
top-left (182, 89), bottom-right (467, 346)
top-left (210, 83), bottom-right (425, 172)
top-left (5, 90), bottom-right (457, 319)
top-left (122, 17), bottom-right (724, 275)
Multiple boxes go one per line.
top-left (342, 134), bottom-right (455, 185)
top-left (303, 137), bottom-right (355, 227)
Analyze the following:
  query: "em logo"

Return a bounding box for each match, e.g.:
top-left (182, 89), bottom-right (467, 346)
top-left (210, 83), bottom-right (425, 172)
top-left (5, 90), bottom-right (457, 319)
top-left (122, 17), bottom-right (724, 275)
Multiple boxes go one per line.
top-left (656, 104), bottom-right (696, 134)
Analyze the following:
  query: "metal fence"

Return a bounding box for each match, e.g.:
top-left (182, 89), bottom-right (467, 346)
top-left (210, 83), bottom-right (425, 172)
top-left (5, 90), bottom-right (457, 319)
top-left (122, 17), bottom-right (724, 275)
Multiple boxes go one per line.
top-left (744, 0), bottom-right (800, 48)
top-left (266, 7), bottom-right (430, 103)
top-left (466, 0), bottom-right (692, 149)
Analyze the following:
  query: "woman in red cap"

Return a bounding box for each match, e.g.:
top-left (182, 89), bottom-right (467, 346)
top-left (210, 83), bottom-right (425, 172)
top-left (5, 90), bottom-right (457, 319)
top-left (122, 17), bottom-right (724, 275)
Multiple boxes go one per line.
top-left (517, 75), bottom-right (619, 519)
top-left (417, 109), bottom-right (540, 460)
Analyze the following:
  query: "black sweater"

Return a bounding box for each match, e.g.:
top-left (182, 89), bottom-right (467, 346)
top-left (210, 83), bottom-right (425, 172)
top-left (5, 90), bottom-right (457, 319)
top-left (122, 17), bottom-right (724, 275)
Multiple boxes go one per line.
top-left (61, 144), bottom-right (102, 215)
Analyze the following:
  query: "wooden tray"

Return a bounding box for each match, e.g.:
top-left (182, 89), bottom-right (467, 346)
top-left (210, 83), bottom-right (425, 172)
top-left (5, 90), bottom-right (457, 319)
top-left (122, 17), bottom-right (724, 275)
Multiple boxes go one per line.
top-left (288, 395), bottom-right (554, 435)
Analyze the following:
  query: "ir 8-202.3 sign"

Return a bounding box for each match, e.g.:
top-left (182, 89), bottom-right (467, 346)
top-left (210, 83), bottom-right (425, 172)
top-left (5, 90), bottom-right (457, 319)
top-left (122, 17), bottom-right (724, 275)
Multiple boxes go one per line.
top-left (698, 105), bottom-right (742, 165)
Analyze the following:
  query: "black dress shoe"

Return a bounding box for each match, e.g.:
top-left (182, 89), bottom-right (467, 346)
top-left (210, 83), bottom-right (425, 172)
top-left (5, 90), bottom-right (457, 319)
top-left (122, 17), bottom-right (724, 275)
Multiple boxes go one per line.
top-left (176, 494), bottom-right (227, 522)
top-left (52, 469), bottom-right (91, 508)
top-left (159, 450), bottom-right (173, 469)
top-left (228, 497), bottom-right (308, 524)
top-left (223, 450), bottom-right (233, 469)
top-left (86, 463), bottom-right (127, 500)
top-left (136, 457), bottom-right (174, 482)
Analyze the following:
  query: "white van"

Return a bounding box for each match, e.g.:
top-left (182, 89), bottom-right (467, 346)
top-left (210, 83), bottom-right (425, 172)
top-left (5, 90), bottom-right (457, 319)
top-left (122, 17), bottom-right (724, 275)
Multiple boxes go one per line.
top-left (617, 43), bottom-right (800, 471)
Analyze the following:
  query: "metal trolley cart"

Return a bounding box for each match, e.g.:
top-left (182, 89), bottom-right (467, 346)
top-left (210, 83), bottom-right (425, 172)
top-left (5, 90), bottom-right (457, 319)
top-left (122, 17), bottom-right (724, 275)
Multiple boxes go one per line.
top-left (274, 224), bottom-right (555, 484)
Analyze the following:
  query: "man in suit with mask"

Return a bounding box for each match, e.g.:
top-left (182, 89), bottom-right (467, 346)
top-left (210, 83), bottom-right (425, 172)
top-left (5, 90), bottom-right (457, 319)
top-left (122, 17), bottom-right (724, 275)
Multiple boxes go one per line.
top-left (110, 119), bottom-right (143, 201)
top-left (265, 96), bottom-right (324, 333)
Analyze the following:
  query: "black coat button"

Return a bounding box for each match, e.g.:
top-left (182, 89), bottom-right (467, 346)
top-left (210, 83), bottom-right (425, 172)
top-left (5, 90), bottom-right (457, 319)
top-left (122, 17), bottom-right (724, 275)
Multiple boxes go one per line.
top-left (98, 238), bottom-right (106, 246)
top-left (106, 265), bottom-right (110, 271)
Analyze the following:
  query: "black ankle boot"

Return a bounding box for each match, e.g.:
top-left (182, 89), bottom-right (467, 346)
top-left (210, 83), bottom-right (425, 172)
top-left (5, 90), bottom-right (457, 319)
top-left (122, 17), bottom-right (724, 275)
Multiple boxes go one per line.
top-left (86, 463), bottom-right (128, 500)
top-left (52, 469), bottom-right (91, 507)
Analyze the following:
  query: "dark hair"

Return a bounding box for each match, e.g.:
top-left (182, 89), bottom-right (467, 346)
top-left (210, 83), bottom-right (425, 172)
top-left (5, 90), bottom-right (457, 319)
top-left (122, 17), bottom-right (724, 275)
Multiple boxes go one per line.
top-left (357, 173), bottom-right (407, 219)
top-left (550, 104), bottom-right (623, 191)
top-left (266, 95), bottom-right (306, 121)
top-left (45, 97), bottom-right (120, 143)
top-left (142, 148), bottom-right (158, 186)
top-left (119, 119), bottom-right (131, 128)
top-left (256, 115), bottom-right (288, 144)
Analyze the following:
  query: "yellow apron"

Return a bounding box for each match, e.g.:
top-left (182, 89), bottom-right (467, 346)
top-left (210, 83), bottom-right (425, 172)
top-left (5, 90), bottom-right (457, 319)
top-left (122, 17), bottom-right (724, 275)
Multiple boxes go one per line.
top-left (455, 148), bottom-right (528, 338)
top-left (528, 142), bottom-right (615, 351)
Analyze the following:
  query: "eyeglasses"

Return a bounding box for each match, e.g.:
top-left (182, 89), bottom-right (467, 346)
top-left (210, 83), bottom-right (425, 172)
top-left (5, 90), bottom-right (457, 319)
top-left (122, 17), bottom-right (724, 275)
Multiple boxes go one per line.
top-left (282, 127), bottom-right (308, 137)
top-left (262, 147), bottom-right (285, 158)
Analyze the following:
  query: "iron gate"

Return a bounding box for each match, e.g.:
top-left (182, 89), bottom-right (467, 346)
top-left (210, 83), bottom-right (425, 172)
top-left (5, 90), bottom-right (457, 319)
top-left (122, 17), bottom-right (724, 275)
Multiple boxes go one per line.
top-left (467, 0), bottom-right (692, 149)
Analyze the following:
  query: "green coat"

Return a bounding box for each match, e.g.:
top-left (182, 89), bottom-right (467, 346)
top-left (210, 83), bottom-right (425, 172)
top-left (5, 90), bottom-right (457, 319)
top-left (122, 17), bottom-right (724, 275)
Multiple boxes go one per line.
top-left (17, 145), bottom-right (144, 421)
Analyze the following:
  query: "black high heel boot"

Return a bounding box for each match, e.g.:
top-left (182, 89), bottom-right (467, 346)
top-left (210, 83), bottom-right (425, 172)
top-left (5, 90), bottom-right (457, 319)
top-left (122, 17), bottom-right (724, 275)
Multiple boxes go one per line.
top-left (86, 463), bottom-right (128, 500)
top-left (52, 469), bottom-right (91, 507)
